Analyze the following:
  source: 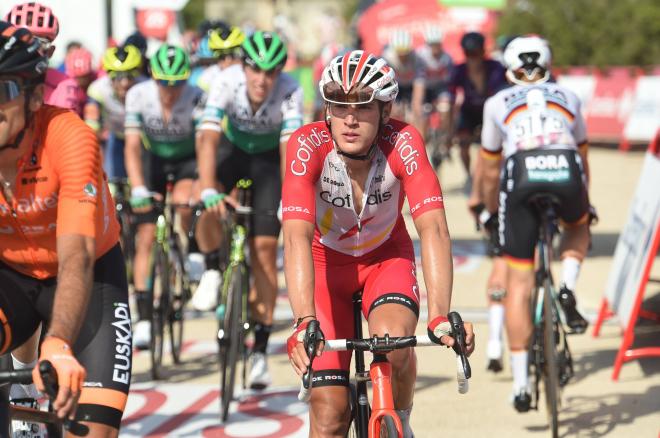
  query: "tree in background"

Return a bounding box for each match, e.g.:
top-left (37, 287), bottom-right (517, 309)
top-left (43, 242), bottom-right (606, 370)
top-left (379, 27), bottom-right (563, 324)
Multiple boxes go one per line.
top-left (182, 0), bottom-right (206, 30)
top-left (497, 0), bottom-right (660, 66)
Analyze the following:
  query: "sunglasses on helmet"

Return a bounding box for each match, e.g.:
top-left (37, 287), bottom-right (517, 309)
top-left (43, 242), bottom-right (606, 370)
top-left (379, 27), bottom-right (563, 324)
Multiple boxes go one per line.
top-left (0, 79), bottom-right (22, 104)
top-left (321, 81), bottom-right (377, 105)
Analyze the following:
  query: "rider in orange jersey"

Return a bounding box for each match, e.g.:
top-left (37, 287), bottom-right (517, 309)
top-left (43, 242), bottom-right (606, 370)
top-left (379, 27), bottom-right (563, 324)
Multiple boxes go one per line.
top-left (0, 22), bottom-right (130, 437)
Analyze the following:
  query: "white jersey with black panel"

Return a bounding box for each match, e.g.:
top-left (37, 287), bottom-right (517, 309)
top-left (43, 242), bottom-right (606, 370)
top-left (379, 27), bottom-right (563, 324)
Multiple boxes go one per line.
top-left (481, 82), bottom-right (587, 158)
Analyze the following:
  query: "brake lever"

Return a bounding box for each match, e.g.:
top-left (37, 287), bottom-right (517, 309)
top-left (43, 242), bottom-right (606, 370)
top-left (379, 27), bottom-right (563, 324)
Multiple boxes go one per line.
top-left (448, 312), bottom-right (472, 380)
top-left (39, 361), bottom-right (90, 435)
top-left (301, 320), bottom-right (321, 390)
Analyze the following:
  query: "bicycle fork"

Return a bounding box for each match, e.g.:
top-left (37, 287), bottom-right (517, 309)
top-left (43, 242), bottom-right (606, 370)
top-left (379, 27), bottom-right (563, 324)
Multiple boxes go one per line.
top-left (369, 356), bottom-right (404, 437)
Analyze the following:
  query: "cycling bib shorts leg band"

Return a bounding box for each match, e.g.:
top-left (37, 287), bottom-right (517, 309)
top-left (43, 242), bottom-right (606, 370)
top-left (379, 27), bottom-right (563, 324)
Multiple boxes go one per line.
top-left (133, 150), bottom-right (198, 225)
top-left (0, 244), bottom-right (131, 429)
top-left (215, 137), bottom-right (281, 237)
top-left (498, 148), bottom-right (589, 266)
top-left (310, 241), bottom-right (420, 387)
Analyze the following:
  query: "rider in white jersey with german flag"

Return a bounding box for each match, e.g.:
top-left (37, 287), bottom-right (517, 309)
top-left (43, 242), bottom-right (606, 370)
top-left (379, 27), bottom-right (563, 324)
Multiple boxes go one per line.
top-left (197, 31), bottom-right (304, 389)
top-left (474, 35), bottom-right (591, 412)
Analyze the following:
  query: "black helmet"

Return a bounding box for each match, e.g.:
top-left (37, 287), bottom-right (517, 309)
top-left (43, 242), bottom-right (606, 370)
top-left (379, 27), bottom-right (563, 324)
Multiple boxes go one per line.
top-left (460, 31), bottom-right (485, 53)
top-left (0, 21), bottom-right (48, 83)
top-left (124, 31), bottom-right (148, 56)
top-left (198, 19), bottom-right (230, 36)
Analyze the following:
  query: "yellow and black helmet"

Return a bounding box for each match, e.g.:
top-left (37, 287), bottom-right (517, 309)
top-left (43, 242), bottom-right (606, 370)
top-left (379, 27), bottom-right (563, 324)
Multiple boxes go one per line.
top-left (208, 26), bottom-right (245, 53)
top-left (102, 44), bottom-right (143, 73)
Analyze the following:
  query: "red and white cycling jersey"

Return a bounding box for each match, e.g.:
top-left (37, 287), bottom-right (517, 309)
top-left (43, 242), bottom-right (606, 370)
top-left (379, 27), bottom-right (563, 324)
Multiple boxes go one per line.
top-left (282, 119), bottom-right (444, 257)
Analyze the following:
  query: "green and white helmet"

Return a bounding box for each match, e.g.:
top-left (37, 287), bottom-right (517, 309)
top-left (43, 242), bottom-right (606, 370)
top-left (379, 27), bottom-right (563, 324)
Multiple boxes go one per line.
top-left (150, 44), bottom-right (191, 84)
top-left (242, 31), bottom-right (287, 71)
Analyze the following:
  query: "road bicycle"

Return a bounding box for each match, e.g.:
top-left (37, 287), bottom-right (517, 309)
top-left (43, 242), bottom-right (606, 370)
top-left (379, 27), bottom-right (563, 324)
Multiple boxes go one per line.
top-left (108, 177), bottom-right (136, 287)
top-left (298, 293), bottom-right (471, 438)
top-left (145, 174), bottom-right (195, 380)
top-left (215, 179), bottom-right (255, 423)
top-left (527, 194), bottom-right (574, 438)
top-left (0, 358), bottom-right (89, 437)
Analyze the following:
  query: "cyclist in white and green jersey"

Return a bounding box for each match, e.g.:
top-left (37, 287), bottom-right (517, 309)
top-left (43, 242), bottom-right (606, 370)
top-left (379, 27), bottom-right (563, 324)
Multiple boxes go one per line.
top-left (124, 44), bottom-right (204, 348)
top-left (197, 31), bottom-right (304, 389)
top-left (84, 44), bottom-right (144, 179)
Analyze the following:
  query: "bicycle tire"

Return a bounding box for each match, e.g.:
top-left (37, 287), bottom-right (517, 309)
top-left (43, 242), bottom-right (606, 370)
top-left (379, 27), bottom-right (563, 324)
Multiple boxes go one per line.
top-left (379, 414), bottom-right (399, 438)
top-left (168, 236), bottom-right (188, 364)
top-left (346, 383), bottom-right (360, 438)
top-left (149, 246), bottom-right (168, 380)
top-left (542, 278), bottom-right (560, 438)
top-left (220, 264), bottom-right (244, 422)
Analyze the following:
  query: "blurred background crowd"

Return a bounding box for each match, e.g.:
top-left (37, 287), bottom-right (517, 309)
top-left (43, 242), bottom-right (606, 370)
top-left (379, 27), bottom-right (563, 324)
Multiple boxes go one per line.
top-left (4, 0), bottom-right (658, 148)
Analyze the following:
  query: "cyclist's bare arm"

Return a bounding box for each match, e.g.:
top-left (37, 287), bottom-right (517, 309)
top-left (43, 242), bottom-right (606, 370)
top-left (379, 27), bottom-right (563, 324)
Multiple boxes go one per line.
top-left (411, 80), bottom-right (426, 133)
top-left (124, 131), bottom-right (145, 188)
top-left (283, 219), bottom-right (318, 375)
top-left (197, 129), bottom-right (221, 192)
top-left (279, 139), bottom-right (288, 182)
top-left (480, 153), bottom-right (500, 213)
top-left (578, 143), bottom-right (590, 188)
top-left (414, 209), bottom-right (475, 354)
top-left (50, 235), bottom-right (96, 344)
top-left (83, 101), bottom-right (101, 137)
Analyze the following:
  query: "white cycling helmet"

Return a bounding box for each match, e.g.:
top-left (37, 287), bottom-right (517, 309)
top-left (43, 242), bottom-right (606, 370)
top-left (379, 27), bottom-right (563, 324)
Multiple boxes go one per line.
top-left (424, 25), bottom-right (443, 44)
top-left (319, 50), bottom-right (399, 104)
top-left (503, 35), bottom-right (552, 85)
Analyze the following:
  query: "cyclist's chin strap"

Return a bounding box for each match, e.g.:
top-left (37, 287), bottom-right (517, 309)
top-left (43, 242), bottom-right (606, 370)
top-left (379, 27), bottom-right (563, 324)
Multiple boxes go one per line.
top-left (336, 143), bottom-right (377, 161)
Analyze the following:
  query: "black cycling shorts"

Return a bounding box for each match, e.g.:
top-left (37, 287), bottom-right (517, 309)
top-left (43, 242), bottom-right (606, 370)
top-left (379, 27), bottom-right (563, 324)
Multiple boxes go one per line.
top-left (216, 136), bottom-right (281, 237)
top-left (134, 149), bottom-right (198, 224)
top-left (457, 106), bottom-right (483, 138)
top-left (0, 244), bottom-right (131, 429)
top-left (498, 148), bottom-right (589, 263)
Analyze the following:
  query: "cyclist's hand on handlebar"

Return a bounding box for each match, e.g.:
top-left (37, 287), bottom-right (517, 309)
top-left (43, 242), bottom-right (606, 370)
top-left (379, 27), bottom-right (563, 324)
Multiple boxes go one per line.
top-left (427, 315), bottom-right (475, 356)
top-left (130, 185), bottom-right (155, 213)
top-left (200, 188), bottom-right (235, 217)
top-left (33, 336), bottom-right (86, 420)
top-left (287, 319), bottom-right (324, 377)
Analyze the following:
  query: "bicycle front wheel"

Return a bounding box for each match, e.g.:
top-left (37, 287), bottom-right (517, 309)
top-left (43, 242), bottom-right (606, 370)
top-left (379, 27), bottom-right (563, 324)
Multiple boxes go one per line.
top-left (220, 264), bottom-right (245, 422)
top-left (542, 279), bottom-right (560, 438)
top-left (378, 414), bottom-right (399, 438)
top-left (149, 246), bottom-right (169, 380)
top-left (168, 236), bottom-right (188, 364)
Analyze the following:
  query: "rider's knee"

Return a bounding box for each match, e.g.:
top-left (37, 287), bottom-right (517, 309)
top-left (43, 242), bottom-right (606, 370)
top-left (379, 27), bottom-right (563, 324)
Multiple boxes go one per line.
top-left (310, 388), bottom-right (351, 435)
top-left (388, 347), bottom-right (415, 373)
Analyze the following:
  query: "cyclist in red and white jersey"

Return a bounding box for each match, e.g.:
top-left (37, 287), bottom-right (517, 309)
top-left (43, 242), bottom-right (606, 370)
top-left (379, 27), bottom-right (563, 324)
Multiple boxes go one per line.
top-left (283, 50), bottom-right (475, 437)
top-left (4, 2), bottom-right (85, 115)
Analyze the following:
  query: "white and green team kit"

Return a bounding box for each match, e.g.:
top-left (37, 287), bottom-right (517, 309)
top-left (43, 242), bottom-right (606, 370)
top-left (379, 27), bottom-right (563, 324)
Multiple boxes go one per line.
top-left (125, 80), bottom-right (204, 160)
top-left (200, 64), bottom-right (304, 153)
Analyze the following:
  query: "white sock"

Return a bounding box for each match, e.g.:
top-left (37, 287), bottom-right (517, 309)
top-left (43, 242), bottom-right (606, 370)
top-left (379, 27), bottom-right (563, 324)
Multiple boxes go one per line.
top-left (561, 257), bottom-right (581, 291)
top-left (510, 351), bottom-right (529, 393)
top-left (10, 356), bottom-right (39, 400)
top-left (488, 303), bottom-right (505, 343)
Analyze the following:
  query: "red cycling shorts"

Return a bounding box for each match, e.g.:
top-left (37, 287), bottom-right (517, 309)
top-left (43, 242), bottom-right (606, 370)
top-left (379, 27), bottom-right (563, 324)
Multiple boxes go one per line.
top-left (310, 236), bottom-right (420, 386)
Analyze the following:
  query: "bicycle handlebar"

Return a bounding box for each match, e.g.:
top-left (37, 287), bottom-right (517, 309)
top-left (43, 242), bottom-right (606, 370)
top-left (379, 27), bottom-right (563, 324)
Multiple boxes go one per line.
top-left (297, 312), bottom-right (472, 402)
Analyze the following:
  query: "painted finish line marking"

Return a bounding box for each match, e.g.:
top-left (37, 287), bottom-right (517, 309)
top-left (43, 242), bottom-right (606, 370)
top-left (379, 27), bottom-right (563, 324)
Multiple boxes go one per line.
top-left (121, 384), bottom-right (309, 437)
